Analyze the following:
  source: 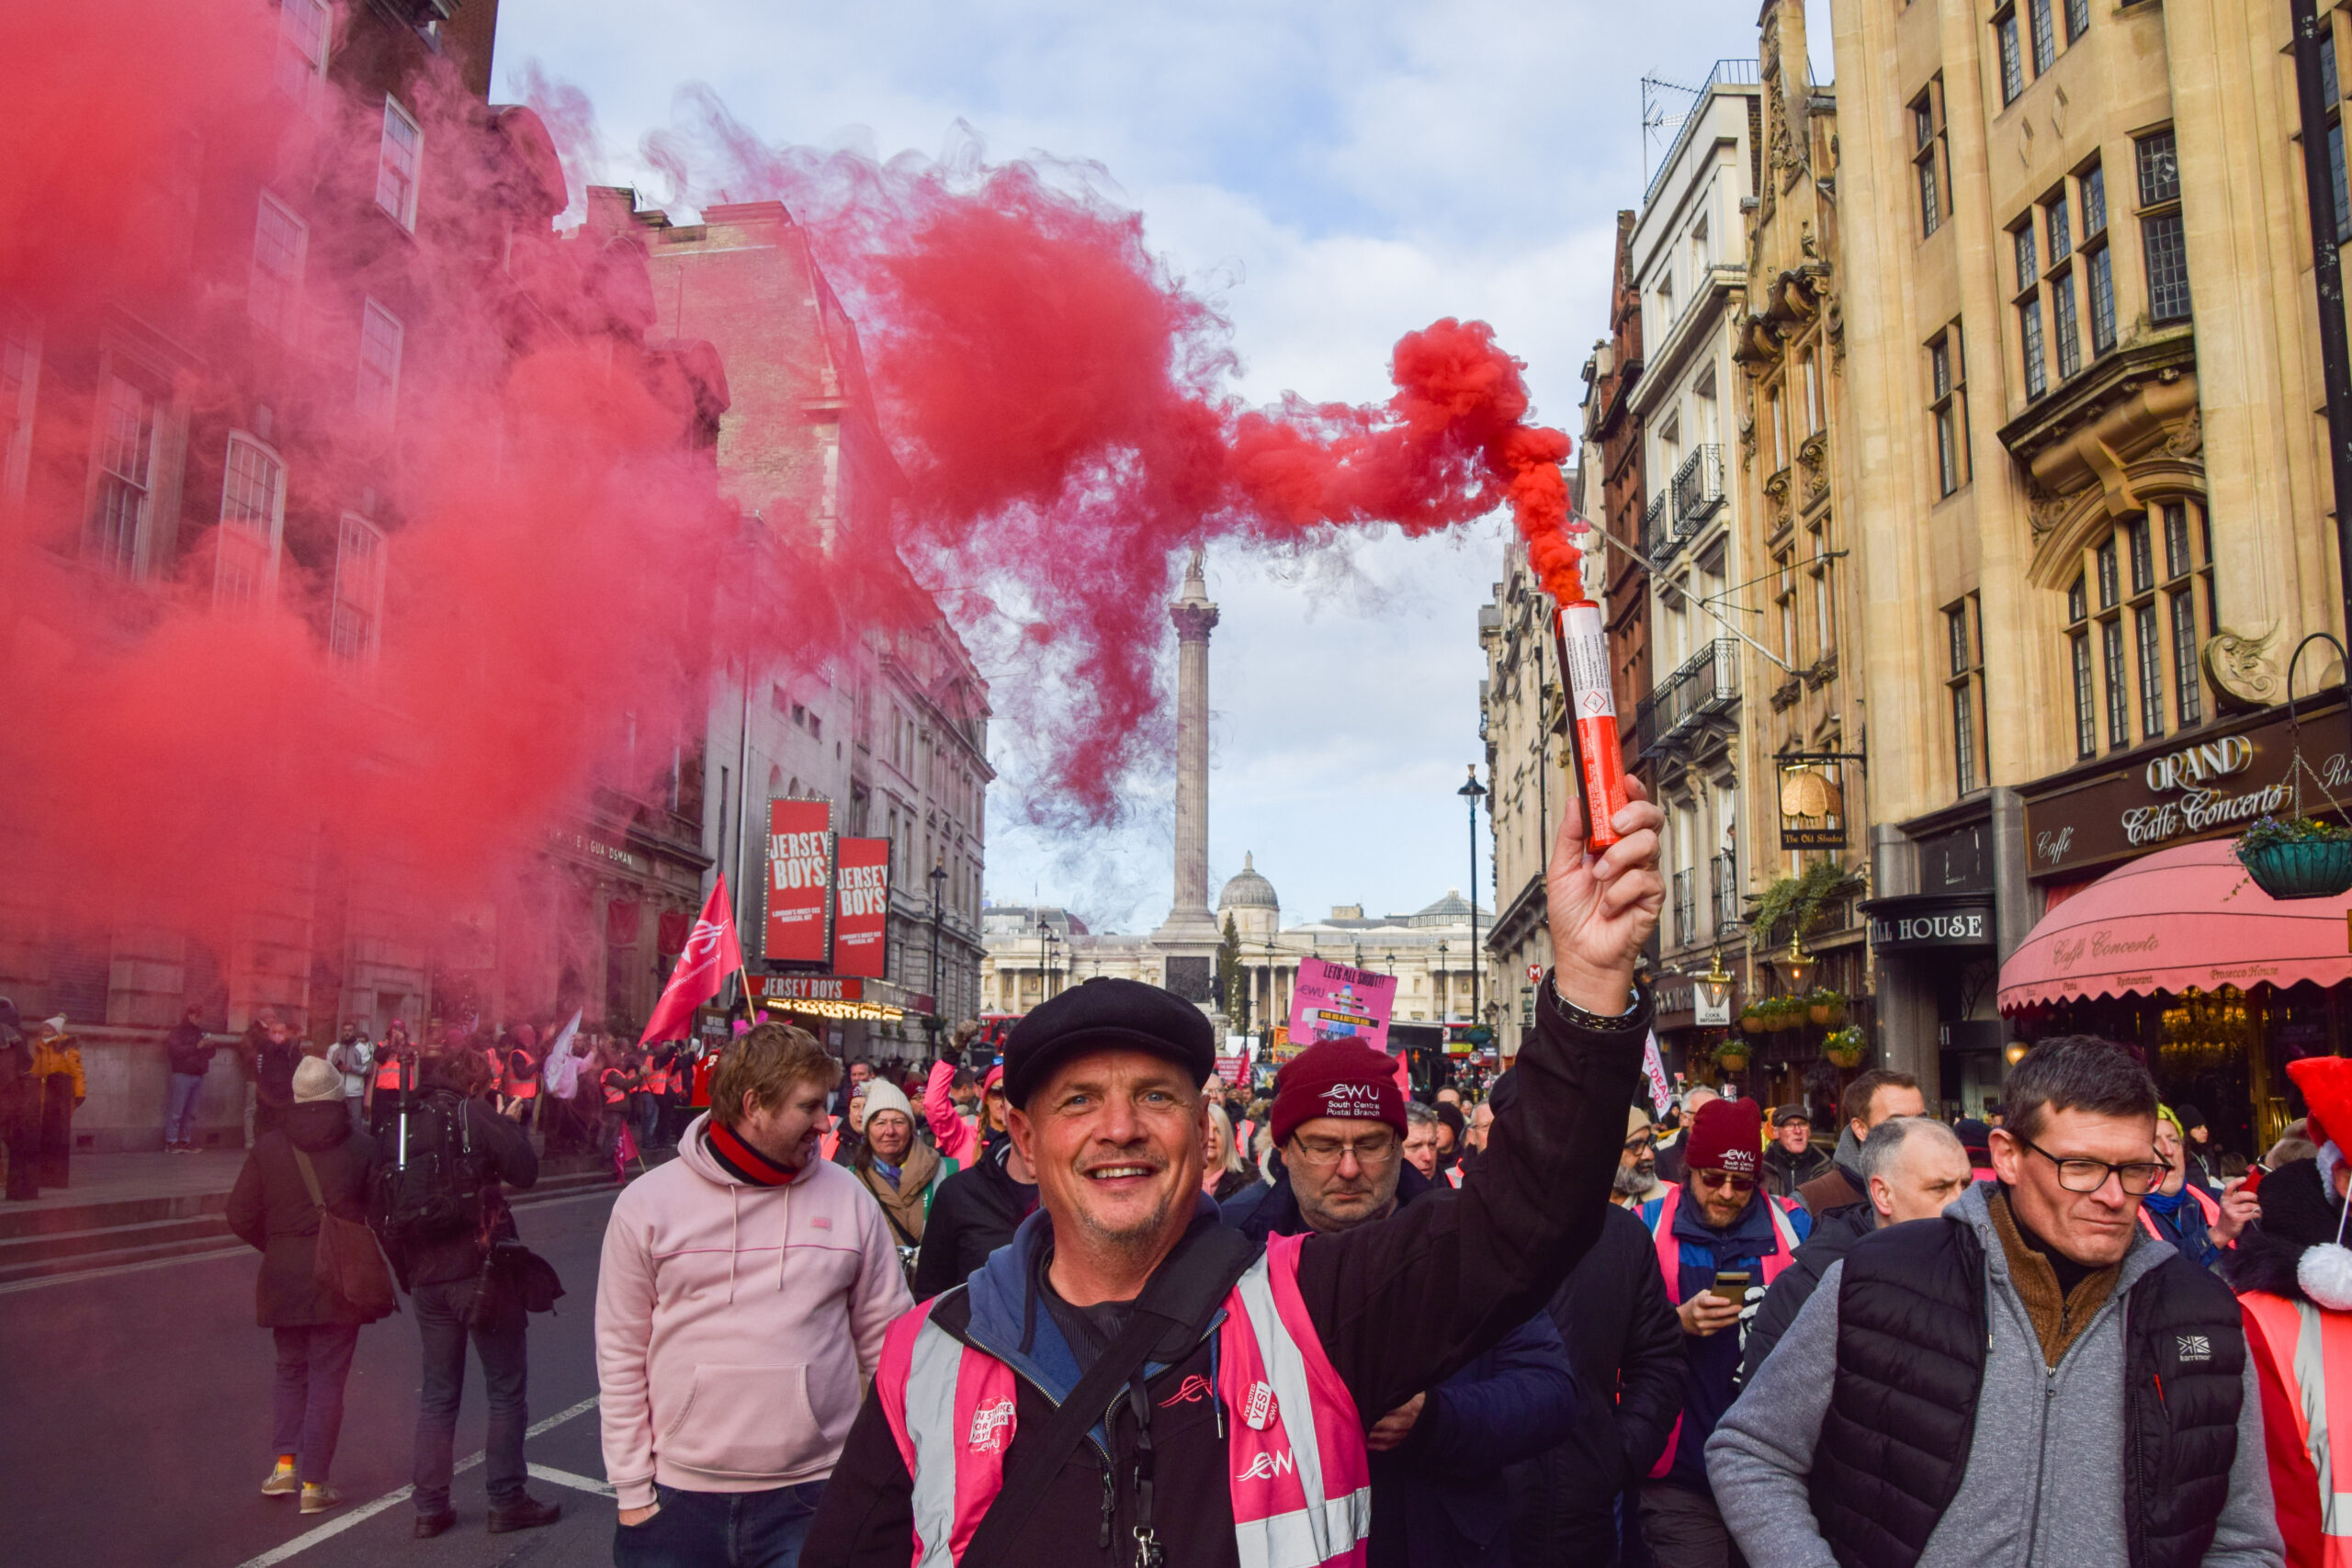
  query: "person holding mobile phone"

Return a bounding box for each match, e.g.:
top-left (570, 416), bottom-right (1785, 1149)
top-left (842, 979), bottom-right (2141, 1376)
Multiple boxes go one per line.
top-left (1633, 1095), bottom-right (1808, 1568)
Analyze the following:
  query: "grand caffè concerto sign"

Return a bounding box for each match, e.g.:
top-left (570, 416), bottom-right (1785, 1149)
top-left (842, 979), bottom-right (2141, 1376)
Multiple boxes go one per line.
top-left (2021, 697), bottom-right (2349, 884)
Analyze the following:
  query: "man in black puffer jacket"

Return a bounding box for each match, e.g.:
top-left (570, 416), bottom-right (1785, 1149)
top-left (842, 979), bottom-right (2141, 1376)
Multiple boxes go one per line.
top-left (229, 1056), bottom-right (388, 1514)
top-left (1710, 1035), bottom-right (2280, 1568)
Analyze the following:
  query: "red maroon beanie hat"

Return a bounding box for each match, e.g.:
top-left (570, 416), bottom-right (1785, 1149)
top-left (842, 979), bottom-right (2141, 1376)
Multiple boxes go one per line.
top-left (1683, 1095), bottom-right (1764, 1179)
top-left (1271, 1039), bottom-right (1407, 1147)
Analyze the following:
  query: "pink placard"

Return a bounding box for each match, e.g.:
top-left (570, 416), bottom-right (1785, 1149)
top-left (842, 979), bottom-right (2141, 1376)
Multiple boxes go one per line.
top-left (1286, 956), bottom-right (1398, 1053)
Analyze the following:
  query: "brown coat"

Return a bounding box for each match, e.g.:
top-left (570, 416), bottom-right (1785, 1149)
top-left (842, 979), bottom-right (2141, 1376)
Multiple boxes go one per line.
top-left (855, 1138), bottom-right (943, 1246)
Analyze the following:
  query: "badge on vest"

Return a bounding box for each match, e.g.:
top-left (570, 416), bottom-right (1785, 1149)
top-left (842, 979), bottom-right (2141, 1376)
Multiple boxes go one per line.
top-left (1242, 1380), bottom-right (1279, 1431)
top-left (2176, 1334), bottom-right (2212, 1363)
top-left (968, 1397), bottom-right (1017, 1453)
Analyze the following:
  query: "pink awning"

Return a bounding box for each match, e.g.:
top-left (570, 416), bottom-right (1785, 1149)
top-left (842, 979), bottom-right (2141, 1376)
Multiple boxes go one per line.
top-left (1998, 839), bottom-right (2352, 1012)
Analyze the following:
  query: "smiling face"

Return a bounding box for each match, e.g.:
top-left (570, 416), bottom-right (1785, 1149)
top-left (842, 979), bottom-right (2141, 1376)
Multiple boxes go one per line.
top-left (866, 1109), bottom-right (913, 1162)
top-left (1010, 1047), bottom-right (1206, 1266)
top-left (734, 1077), bottom-right (831, 1171)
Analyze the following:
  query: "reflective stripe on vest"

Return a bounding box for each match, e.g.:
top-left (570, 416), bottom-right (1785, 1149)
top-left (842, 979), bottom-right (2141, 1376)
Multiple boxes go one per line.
top-left (2139, 1185), bottom-right (2221, 1243)
top-left (2242, 1289), bottom-right (2352, 1563)
top-left (876, 1232), bottom-right (1372, 1568)
top-left (1644, 1183), bottom-right (1803, 1481)
top-left (375, 1057), bottom-right (403, 1089)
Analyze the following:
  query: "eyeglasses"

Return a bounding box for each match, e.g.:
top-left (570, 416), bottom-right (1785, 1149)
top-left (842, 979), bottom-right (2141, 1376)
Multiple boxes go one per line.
top-left (1691, 1168), bottom-right (1757, 1193)
top-left (2016, 1134), bottom-right (2166, 1196)
top-left (1290, 1134), bottom-right (1399, 1168)
top-left (1623, 1132), bottom-right (1658, 1154)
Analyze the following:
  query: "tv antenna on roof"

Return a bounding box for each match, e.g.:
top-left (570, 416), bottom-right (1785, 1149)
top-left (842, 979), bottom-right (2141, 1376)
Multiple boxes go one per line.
top-left (1640, 73), bottom-right (1707, 187)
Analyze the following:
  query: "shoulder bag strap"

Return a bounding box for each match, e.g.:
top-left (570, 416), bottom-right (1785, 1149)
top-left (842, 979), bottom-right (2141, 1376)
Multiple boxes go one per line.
top-left (288, 1145), bottom-right (327, 1213)
top-left (959, 1224), bottom-right (1257, 1568)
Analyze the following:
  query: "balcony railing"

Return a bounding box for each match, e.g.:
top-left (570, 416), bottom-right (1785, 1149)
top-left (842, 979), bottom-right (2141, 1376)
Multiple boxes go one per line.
top-left (1673, 445), bottom-right (1725, 529)
top-left (1710, 851), bottom-right (1740, 934)
top-left (1634, 638), bottom-right (1742, 760)
top-left (1643, 59), bottom-right (1763, 206)
top-left (1671, 869), bottom-right (1697, 950)
top-left (1641, 491), bottom-right (1672, 566)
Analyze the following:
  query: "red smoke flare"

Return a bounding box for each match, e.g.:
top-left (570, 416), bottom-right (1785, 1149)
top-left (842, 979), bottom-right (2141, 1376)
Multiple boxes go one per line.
top-left (0, 1), bottom-right (1577, 1007)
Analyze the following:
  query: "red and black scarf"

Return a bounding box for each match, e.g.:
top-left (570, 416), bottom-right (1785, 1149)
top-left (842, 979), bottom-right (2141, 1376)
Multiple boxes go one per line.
top-left (706, 1121), bottom-right (801, 1188)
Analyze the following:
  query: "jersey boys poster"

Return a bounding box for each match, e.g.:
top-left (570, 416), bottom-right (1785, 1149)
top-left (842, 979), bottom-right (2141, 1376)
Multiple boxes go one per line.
top-left (764, 799), bottom-right (833, 964)
top-left (831, 838), bottom-right (890, 979)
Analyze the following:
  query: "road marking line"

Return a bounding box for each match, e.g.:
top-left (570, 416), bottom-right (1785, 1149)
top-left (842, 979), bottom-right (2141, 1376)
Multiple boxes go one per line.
top-left (228, 1396), bottom-right (600, 1568)
top-left (0, 1187), bottom-right (621, 1296)
top-left (527, 1463), bottom-right (616, 1497)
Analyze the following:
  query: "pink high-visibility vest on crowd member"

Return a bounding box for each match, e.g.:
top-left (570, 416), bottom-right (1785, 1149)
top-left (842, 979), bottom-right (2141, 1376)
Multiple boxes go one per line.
top-left (873, 1232), bottom-right (1372, 1568)
top-left (1642, 1181), bottom-right (1803, 1479)
top-left (2139, 1183), bottom-right (2221, 1242)
top-left (2241, 1289), bottom-right (2352, 1567)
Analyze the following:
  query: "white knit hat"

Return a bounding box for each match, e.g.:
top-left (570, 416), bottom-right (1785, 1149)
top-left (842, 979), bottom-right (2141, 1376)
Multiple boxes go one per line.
top-left (860, 1077), bottom-right (917, 1132)
top-left (292, 1056), bottom-right (344, 1104)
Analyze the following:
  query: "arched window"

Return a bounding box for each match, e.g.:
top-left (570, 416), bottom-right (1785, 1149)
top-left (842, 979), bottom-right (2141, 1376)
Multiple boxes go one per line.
top-left (2062, 500), bottom-right (2213, 759)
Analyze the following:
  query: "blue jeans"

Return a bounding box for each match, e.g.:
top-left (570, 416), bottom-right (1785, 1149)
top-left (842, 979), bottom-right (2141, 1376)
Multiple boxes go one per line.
top-left (411, 1278), bottom-right (528, 1514)
top-left (613, 1482), bottom-right (825, 1568)
top-left (271, 1323), bottom-right (360, 1483)
top-left (165, 1072), bottom-right (206, 1145)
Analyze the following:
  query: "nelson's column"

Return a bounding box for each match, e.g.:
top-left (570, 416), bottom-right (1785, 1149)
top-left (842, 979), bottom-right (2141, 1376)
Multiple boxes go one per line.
top-left (1150, 548), bottom-right (1224, 1012)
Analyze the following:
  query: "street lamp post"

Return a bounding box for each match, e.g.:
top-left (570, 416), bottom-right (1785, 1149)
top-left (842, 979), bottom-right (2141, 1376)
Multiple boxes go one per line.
top-left (1458, 767), bottom-right (1487, 1038)
top-left (927, 860), bottom-right (947, 1051)
top-left (1437, 941), bottom-right (1450, 1023)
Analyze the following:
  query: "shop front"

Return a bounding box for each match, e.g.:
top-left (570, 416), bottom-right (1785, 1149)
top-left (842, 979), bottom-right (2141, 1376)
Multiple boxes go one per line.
top-left (750, 973), bottom-right (933, 1062)
top-left (1862, 882), bottom-right (2004, 1118)
top-left (2004, 698), bottom-right (2352, 1155)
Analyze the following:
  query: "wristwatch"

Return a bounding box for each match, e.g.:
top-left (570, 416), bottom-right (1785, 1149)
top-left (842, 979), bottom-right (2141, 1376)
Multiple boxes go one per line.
top-left (1547, 971), bottom-right (1647, 1032)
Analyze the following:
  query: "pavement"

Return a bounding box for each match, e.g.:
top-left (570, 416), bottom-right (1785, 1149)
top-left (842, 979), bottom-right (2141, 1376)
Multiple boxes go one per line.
top-left (0, 1158), bottom-right (635, 1568)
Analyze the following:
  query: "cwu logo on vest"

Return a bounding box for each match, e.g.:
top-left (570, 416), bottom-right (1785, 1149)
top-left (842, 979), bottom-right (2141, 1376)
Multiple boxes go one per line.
top-left (967, 1397), bottom-right (1016, 1453)
top-left (1236, 1450), bottom-right (1297, 1483)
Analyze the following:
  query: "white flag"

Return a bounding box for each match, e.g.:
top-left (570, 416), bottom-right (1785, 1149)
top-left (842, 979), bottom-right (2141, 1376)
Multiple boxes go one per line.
top-left (1642, 1030), bottom-right (1673, 1116)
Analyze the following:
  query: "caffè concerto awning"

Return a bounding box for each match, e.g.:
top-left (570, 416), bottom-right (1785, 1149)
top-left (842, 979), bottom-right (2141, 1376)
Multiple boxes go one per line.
top-left (1997, 839), bottom-right (2352, 1012)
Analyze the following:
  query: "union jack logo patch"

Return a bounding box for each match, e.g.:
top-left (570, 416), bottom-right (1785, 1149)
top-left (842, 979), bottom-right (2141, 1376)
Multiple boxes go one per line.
top-left (2176, 1335), bottom-right (2211, 1362)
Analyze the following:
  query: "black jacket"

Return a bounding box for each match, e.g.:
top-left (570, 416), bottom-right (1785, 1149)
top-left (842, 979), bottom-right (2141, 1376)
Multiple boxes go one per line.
top-left (1738, 1198), bottom-right (1873, 1386)
top-left (1228, 1153), bottom-right (1570, 1568)
top-left (227, 1102), bottom-right (380, 1325)
top-left (369, 1091), bottom-right (538, 1287)
top-left (1761, 1140), bottom-right (1835, 1201)
top-left (164, 1021), bottom-right (215, 1077)
top-left (910, 1136), bottom-right (1038, 1301)
top-left (1508, 1201), bottom-right (1684, 1566)
top-left (802, 976), bottom-right (1650, 1568)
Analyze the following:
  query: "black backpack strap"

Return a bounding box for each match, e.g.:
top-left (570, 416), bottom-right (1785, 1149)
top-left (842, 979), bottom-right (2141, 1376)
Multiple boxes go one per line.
top-left (957, 1224), bottom-right (1259, 1568)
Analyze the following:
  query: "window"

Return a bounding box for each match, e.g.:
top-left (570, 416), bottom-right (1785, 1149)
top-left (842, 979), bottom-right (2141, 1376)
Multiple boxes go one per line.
top-left (248, 190), bottom-right (307, 340)
top-left (2087, 243), bottom-right (2118, 355)
top-left (1929, 327), bottom-right (1969, 496)
top-left (89, 375), bottom-right (155, 576)
top-left (356, 299), bottom-right (401, 424)
top-left (2324, 32), bottom-right (2351, 244)
top-left (2048, 194), bottom-right (2073, 264)
top-left (2136, 130), bottom-right (2191, 322)
top-left (2030, 0), bottom-right (2057, 73)
top-left (214, 434), bottom-right (285, 611)
top-left (2019, 297), bottom-right (2047, 401)
top-left (376, 96), bottom-right (422, 230)
top-left (1996, 9), bottom-right (2026, 104)
top-left (2015, 222), bottom-right (2039, 290)
top-left (1809, 525), bottom-right (1837, 659)
top-left (2084, 164), bottom-right (2107, 234)
top-left (2065, 0), bottom-right (2090, 41)
top-left (1947, 595), bottom-right (1987, 795)
top-left (275, 0), bottom-right (329, 104)
top-left (1803, 349), bottom-right (1822, 434)
top-left (2052, 266), bottom-right (2081, 379)
top-left (330, 513), bottom-right (385, 664)
top-left (2060, 503), bottom-right (2213, 756)
top-left (1913, 84), bottom-right (1948, 238)
top-left (1776, 551), bottom-right (1798, 663)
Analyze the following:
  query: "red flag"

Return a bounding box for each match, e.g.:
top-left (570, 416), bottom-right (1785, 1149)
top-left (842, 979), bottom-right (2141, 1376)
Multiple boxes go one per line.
top-left (639, 877), bottom-right (746, 1046)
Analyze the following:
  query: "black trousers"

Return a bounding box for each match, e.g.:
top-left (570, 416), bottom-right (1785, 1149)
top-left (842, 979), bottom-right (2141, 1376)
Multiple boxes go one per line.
top-left (36, 1077), bottom-right (74, 1188)
top-left (411, 1278), bottom-right (529, 1515)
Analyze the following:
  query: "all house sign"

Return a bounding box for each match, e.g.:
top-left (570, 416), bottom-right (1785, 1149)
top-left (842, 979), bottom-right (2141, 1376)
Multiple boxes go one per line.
top-left (2020, 698), bottom-right (2349, 882)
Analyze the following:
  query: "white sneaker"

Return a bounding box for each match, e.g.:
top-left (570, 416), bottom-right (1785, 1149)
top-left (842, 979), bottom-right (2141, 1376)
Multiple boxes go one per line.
top-left (260, 1461), bottom-right (298, 1497)
top-left (300, 1483), bottom-right (343, 1515)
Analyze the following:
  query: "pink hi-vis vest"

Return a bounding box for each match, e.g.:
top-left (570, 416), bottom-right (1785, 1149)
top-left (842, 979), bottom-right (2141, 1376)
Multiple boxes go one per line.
top-left (2139, 1184), bottom-right (2221, 1243)
top-left (1644, 1182), bottom-right (1804, 1480)
top-left (874, 1232), bottom-right (1372, 1568)
top-left (2242, 1289), bottom-right (2352, 1567)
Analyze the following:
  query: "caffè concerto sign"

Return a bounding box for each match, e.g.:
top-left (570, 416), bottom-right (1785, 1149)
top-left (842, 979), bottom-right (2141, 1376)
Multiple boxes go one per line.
top-left (2021, 700), bottom-right (2347, 882)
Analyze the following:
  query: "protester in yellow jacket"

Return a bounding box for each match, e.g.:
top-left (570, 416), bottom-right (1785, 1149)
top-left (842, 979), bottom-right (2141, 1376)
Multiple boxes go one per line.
top-left (29, 1016), bottom-right (84, 1188)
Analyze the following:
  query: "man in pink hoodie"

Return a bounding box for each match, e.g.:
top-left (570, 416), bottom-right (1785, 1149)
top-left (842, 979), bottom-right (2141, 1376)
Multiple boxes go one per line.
top-left (597, 1021), bottom-right (910, 1568)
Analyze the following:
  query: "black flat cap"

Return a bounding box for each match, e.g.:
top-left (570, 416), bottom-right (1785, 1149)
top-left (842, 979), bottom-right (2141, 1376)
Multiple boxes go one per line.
top-left (1002, 977), bottom-right (1216, 1107)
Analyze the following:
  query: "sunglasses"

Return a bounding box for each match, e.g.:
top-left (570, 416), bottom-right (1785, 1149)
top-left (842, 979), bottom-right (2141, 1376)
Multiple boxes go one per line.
top-left (1691, 1168), bottom-right (1757, 1193)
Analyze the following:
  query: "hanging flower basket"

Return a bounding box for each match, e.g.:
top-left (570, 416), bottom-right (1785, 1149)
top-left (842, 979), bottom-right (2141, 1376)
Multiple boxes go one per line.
top-left (1714, 1041), bottom-right (1751, 1072)
top-left (1738, 1005), bottom-right (1766, 1036)
top-left (1822, 1024), bottom-right (1868, 1070)
top-left (1807, 987), bottom-right (1847, 1028)
top-left (2237, 818), bottom-right (2352, 900)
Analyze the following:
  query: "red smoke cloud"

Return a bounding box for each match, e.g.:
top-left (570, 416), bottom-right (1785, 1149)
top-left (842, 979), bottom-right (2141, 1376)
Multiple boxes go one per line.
top-left (669, 110), bottom-right (1583, 821)
top-left (0, 0), bottom-right (1577, 1002)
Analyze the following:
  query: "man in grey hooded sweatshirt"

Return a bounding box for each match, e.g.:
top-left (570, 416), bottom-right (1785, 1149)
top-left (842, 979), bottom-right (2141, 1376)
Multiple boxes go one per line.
top-left (1706, 1034), bottom-right (2281, 1568)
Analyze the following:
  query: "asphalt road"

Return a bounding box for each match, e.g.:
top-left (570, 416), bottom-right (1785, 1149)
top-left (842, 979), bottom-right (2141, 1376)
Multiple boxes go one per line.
top-left (0, 1184), bottom-right (628, 1568)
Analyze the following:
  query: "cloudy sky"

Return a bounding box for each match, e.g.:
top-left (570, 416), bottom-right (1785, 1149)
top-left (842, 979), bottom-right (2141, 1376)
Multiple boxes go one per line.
top-left (496, 0), bottom-right (1819, 934)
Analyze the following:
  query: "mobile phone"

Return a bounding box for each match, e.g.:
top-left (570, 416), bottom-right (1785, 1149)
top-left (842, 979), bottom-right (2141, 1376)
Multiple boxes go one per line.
top-left (1710, 1270), bottom-right (1751, 1304)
